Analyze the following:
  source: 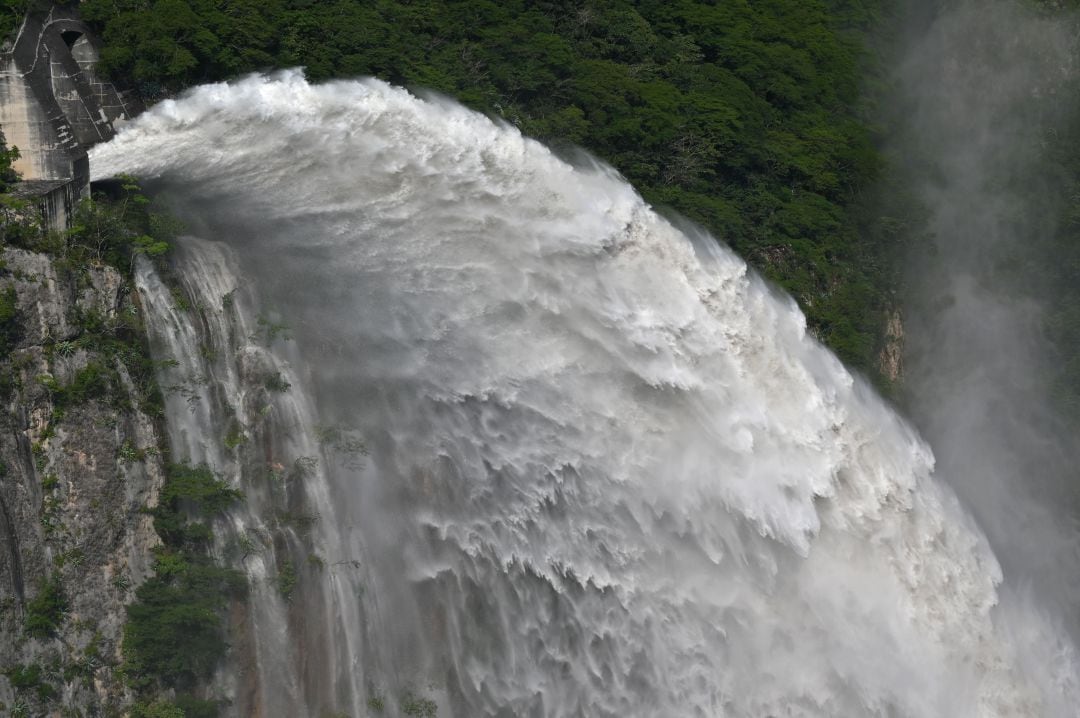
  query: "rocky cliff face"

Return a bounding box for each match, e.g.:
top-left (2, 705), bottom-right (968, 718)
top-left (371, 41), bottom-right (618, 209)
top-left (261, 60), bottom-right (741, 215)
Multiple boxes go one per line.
top-left (878, 307), bottom-right (905, 384)
top-left (0, 246), bottom-right (165, 716)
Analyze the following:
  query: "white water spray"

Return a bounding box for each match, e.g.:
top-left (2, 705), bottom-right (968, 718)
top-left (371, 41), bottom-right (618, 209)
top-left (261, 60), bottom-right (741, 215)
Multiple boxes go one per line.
top-left (93, 71), bottom-right (1079, 717)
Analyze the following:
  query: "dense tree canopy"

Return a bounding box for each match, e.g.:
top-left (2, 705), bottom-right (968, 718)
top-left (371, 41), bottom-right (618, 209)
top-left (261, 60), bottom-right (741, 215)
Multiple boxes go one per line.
top-left (77, 0), bottom-right (895, 379)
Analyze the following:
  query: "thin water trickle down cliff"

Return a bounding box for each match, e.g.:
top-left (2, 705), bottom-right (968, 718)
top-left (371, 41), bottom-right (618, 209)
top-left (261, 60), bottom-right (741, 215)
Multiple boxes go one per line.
top-left (89, 71), bottom-right (1080, 717)
top-left (134, 240), bottom-right (371, 717)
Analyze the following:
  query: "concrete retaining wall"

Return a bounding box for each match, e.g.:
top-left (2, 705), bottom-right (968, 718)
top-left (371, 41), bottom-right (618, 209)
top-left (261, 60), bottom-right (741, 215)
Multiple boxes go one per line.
top-left (0, 6), bottom-right (141, 230)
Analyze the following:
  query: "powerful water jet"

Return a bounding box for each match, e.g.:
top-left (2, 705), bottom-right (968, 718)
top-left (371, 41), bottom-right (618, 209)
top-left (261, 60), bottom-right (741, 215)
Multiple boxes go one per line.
top-left (91, 71), bottom-right (1079, 717)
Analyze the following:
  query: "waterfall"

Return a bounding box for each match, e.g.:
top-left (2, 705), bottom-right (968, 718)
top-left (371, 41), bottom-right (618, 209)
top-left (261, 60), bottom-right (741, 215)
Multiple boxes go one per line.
top-left (93, 71), bottom-right (1079, 717)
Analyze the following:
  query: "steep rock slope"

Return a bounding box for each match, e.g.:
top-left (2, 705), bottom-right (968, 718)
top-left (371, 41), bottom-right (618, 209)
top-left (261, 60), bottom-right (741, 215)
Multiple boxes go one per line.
top-left (0, 246), bottom-right (165, 716)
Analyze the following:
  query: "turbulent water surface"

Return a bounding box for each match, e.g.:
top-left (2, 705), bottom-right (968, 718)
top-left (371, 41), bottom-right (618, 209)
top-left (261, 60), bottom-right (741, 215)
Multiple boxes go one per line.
top-left (92, 71), bottom-right (1080, 717)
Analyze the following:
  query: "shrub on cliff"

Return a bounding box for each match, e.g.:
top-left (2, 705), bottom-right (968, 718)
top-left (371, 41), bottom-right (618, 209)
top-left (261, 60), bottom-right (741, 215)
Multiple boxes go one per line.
top-left (0, 285), bottom-right (19, 354)
top-left (122, 557), bottom-right (243, 689)
top-left (24, 572), bottom-right (66, 638)
top-left (0, 127), bottom-right (19, 193)
top-left (123, 463), bottom-right (244, 692)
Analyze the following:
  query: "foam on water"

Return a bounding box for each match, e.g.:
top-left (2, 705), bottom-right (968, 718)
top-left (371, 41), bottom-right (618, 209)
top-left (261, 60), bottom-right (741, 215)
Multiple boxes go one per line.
top-left (96, 71), bottom-right (1079, 717)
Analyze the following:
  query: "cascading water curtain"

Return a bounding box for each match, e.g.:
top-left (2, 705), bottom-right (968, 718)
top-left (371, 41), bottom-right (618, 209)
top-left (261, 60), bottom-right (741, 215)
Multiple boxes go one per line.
top-left (97, 71), bottom-right (1080, 717)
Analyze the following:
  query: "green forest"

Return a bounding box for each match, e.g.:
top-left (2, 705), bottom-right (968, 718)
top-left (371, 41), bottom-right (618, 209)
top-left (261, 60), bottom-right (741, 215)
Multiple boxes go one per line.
top-left (80, 0), bottom-right (1080, 419)
top-left (1, 0), bottom-right (1078, 402)
top-left (65, 0), bottom-right (898, 382)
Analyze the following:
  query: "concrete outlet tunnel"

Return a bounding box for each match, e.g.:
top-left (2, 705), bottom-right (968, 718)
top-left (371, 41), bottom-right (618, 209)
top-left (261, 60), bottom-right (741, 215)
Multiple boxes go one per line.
top-left (0, 6), bottom-right (140, 228)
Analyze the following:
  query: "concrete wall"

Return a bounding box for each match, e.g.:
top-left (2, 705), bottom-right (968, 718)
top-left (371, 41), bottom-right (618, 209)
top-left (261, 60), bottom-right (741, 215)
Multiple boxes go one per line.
top-left (0, 5), bottom-right (141, 229)
top-left (70, 34), bottom-right (138, 127)
top-left (8, 178), bottom-right (82, 230)
top-left (0, 54), bottom-right (79, 182)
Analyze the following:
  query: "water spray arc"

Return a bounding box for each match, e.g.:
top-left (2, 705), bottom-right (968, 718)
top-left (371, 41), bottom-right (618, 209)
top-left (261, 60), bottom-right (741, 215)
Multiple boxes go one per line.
top-left (93, 71), bottom-right (1079, 717)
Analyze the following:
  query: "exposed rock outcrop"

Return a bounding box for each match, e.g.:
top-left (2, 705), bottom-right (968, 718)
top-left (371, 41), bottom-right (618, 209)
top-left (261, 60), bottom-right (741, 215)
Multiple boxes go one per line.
top-left (0, 246), bottom-right (165, 716)
top-left (878, 307), bottom-right (905, 383)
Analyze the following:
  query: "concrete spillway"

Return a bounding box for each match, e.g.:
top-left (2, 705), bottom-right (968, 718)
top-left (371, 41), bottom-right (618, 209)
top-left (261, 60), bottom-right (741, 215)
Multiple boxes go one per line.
top-left (0, 6), bottom-right (139, 228)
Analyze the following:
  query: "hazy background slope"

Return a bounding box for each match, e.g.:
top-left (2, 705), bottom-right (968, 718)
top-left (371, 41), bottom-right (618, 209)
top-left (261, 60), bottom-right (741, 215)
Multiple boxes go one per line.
top-left (883, 0), bottom-right (1080, 634)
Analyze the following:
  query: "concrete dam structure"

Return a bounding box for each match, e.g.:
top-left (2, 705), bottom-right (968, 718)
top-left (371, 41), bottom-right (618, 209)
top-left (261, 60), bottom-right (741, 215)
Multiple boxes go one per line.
top-left (0, 5), bottom-right (139, 228)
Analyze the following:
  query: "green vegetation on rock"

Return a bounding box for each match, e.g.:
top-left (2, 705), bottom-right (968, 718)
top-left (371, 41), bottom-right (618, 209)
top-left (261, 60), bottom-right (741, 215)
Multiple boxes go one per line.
top-left (0, 284), bottom-right (19, 354)
top-left (123, 463), bottom-right (244, 695)
top-left (24, 572), bottom-right (66, 639)
top-left (0, 127), bottom-right (19, 193)
top-left (401, 693), bottom-right (438, 717)
top-left (3, 662), bottom-right (59, 702)
top-left (131, 696), bottom-right (220, 718)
